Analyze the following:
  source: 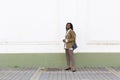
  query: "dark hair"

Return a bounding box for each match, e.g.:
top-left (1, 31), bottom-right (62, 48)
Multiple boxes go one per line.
top-left (66, 22), bottom-right (73, 31)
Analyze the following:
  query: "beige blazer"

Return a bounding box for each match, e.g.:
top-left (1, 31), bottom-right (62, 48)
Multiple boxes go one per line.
top-left (65, 29), bottom-right (76, 49)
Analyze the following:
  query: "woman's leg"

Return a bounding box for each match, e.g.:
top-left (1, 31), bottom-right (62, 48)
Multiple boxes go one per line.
top-left (69, 50), bottom-right (76, 71)
top-left (65, 49), bottom-right (71, 68)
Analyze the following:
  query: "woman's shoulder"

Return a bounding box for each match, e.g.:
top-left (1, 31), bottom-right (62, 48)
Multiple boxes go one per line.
top-left (70, 29), bottom-right (75, 33)
top-left (69, 29), bottom-right (76, 35)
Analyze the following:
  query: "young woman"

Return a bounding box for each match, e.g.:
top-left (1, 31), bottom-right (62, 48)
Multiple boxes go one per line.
top-left (63, 23), bottom-right (76, 72)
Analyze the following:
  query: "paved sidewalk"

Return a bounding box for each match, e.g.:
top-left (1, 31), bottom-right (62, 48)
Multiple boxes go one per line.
top-left (38, 67), bottom-right (120, 80)
top-left (0, 67), bottom-right (37, 80)
top-left (0, 67), bottom-right (120, 80)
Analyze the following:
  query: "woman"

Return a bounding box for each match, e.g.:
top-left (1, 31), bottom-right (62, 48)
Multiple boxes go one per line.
top-left (63, 22), bottom-right (76, 72)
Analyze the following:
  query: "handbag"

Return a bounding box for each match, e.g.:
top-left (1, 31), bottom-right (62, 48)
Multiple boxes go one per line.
top-left (72, 42), bottom-right (77, 50)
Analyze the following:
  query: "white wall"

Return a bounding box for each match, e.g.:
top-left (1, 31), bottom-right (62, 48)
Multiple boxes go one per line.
top-left (0, 0), bottom-right (120, 53)
top-left (83, 0), bottom-right (120, 52)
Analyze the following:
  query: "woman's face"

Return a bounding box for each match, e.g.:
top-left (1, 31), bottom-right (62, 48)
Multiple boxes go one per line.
top-left (66, 24), bottom-right (71, 30)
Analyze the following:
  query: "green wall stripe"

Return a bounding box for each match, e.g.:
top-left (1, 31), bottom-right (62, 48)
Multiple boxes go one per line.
top-left (0, 53), bottom-right (120, 67)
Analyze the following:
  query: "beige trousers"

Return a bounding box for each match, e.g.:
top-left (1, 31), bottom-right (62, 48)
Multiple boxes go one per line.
top-left (65, 49), bottom-right (75, 68)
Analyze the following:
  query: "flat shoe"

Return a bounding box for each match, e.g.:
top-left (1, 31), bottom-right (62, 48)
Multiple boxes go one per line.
top-left (72, 69), bottom-right (76, 72)
top-left (65, 67), bottom-right (71, 70)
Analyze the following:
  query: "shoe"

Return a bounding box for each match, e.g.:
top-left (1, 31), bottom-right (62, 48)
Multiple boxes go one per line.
top-left (65, 67), bottom-right (71, 70)
top-left (71, 67), bottom-right (76, 72)
top-left (72, 69), bottom-right (76, 72)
